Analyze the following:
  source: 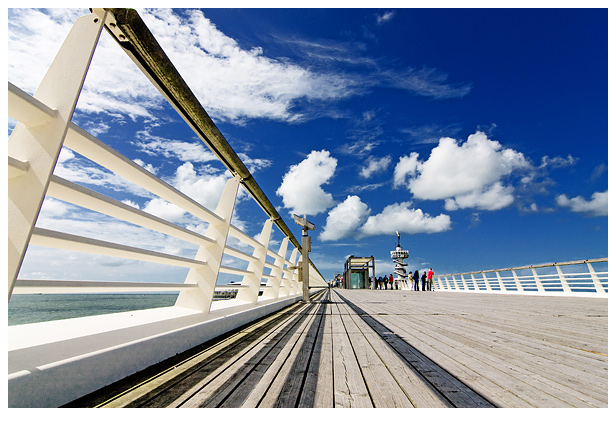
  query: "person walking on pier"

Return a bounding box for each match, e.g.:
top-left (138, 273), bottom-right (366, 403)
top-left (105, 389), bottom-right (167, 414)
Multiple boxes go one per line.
top-left (421, 271), bottom-right (427, 291)
top-left (413, 270), bottom-right (419, 291)
top-left (427, 268), bottom-right (434, 291)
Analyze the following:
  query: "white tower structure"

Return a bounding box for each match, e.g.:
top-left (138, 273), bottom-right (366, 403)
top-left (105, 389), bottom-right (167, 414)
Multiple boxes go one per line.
top-left (390, 231), bottom-right (410, 290)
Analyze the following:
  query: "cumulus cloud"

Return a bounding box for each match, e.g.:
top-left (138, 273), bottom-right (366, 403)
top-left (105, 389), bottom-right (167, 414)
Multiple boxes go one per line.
top-left (318, 195), bottom-right (452, 242)
top-left (276, 150), bottom-right (337, 215)
top-left (360, 202), bottom-right (452, 237)
top-left (556, 191), bottom-right (608, 216)
top-left (444, 182), bottom-right (515, 211)
top-left (394, 132), bottom-right (531, 210)
top-left (360, 156), bottom-right (392, 179)
top-left (320, 196), bottom-right (371, 241)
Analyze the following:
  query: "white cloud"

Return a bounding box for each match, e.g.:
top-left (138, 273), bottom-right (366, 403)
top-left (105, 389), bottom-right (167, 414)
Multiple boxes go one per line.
top-left (395, 132), bottom-right (531, 210)
top-left (360, 156), bottom-right (392, 179)
top-left (320, 196), bottom-right (371, 241)
top-left (444, 182), bottom-right (515, 211)
top-left (8, 8), bottom-right (471, 128)
top-left (556, 191), bottom-right (608, 216)
top-left (40, 197), bottom-right (72, 217)
top-left (171, 162), bottom-right (231, 212)
top-left (134, 134), bottom-right (218, 163)
top-left (276, 150), bottom-right (337, 215)
top-left (141, 9), bottom-right (355, 123)
top-left (360, 202), bottom-right (452, 237)
top-left (540, 154), bottom-right (578, 168)
top-left (393, 152), bottom-right (420, 188)
top-left (376, 11), bottom-right (396, 25)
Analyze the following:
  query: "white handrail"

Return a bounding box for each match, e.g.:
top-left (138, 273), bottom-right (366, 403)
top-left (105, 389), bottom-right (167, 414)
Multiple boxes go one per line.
top-left (434, 258), bottom-right (608, 297)
top-left (8, 9), bottom-right (327, 308)
top-left (7, 8), bottom-right (327, 408)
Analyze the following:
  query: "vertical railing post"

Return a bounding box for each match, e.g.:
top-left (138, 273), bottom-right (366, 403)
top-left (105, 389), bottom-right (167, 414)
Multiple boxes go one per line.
top-left (175, 177), bottom-right (239, 312)
top-left (460, 274), bottom-right (469, 291)
top-left (511, 270), bottom-right (524, 293)
top-left (236, 219), bottom-right (273, 304)
top-left (470, 273), bottom-right (479, 291)
top-left (262, 238), bottom-right (289, 299)
top-left (290, 248), bottom-right (301, 295)
top-left (531, 267), bottom-right (545, 292)
top-left (482, 272), bottom-right (491, 291)
top-left (555, 265), bottom-right (572, 293)
top-left (587, 262), bottom-right (606, 294)
top-left (7, 11), bottom-right (107, 300)
top-left (449, 275), bottom-right (456, 290)
top-left (496, 271), bottom-right (506, 291)
top-left (280, 248), bottom-right (298, 297)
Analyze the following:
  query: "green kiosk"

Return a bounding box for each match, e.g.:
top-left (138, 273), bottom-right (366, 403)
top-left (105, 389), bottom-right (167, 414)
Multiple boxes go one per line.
top-left (343, 256), bottom-right (376, 289)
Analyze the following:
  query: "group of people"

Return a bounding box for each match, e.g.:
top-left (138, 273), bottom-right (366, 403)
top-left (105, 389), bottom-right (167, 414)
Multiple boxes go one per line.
top-left (374, 274), bottom-right (395, 290)
top-left (412, 268), bottom-right (434, 291)
top-left (372, 268), bottom-right (434, 291)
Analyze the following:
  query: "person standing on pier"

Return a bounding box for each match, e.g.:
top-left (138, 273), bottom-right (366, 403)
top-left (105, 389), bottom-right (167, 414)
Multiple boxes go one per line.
top-left (413, 270), bottom-right (420, 291)
top-left (421, 271), bottom-right (427, 291)
top-left (427, 268), bottom-right (434, 291)
top-left (389, 274), bottom-right (394, 290)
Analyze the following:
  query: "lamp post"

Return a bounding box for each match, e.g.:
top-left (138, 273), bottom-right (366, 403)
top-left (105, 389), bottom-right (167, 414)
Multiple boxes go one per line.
top-left (293, 214), bottom-right (315, 302)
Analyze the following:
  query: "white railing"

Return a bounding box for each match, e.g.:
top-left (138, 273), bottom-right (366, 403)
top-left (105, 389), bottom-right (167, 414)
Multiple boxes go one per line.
top-left (434, 258), bottom-right (608, 297)
top-left (7, 8), bottom-right (326, 407)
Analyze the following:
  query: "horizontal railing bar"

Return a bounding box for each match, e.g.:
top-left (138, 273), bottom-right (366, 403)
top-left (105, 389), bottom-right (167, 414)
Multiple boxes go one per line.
top-left (47, 175), bottom-right (215, 248)
top-left (8, 156), bottom-right (29, 179)
top-left (13, 280), bottom-right (195, 294)
top-left (215, 284), bottom-right (248, 289)
top-left (227, 225), bottom-right (264, 249)
top-left (218, 265), bottom-right (252, 277)
top-left (7, 81), bottom-right (57, 127)
top-left (438, 258), bottom-right (608, 277)
top-left (223, 245), bottom-right (258, 263)
top-left (63, 122), bottom-right (225, 227)
top-left (30, 227), bottom-right (207, 268)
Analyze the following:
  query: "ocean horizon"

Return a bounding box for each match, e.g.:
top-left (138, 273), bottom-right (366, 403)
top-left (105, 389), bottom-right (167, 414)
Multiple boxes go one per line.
top-left (8, 293), bottom-right (180, 326)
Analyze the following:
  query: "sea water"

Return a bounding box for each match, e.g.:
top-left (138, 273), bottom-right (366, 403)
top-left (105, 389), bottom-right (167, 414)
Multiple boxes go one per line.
top-left (8, 293), bottom-right (179, 326)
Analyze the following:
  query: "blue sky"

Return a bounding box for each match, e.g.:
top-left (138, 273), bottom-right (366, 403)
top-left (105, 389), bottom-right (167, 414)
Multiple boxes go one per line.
top-left (8, 7), bottom-right (608, 283)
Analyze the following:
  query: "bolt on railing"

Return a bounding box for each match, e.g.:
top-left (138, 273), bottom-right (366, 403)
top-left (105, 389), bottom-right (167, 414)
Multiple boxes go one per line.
top-left (434, 259), bottom-right (607, 297)
top-left (8, 8), bottom-right (326, 315)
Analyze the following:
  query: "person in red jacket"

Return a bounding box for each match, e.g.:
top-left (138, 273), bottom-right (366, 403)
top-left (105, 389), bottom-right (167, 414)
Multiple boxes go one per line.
top-left (389, 274), bottom-right (394, 290)
top-left (427, 268), bottom-right (434, 291)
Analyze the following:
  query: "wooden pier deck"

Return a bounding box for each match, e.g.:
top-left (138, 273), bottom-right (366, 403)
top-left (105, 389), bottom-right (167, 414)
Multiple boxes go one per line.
top-left (67, 288), bottom-right (608, 408)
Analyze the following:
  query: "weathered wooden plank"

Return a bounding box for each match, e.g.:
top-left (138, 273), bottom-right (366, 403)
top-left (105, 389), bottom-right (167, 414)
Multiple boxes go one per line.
top-left (93, 299), bottom-right (310, 408)
top-left (298, 310), bottom-right (334, 407)
top-left (259, 307), bottom-right (325, 407)
top-left (235, 306), bottom-right (319, 407)
top-left (338, 310), bottom-right (414, 407)
top-left (342, 290), bottom-right (608, 406)
top-left (176, 303), bottom-right (316, 408)
top-left (346, 312), bottom-right (452, 408)
top-left (404, 313), bottom-right (607, 406)
top-left (330, 298), bottom-right (373, 408)
top-left (385, 314), bottom-right (580, 407)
